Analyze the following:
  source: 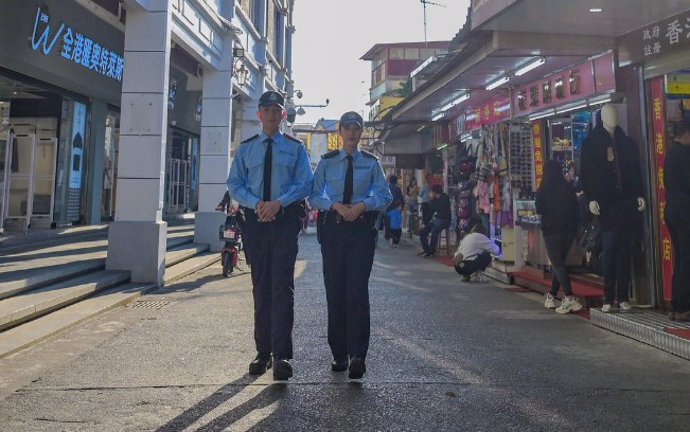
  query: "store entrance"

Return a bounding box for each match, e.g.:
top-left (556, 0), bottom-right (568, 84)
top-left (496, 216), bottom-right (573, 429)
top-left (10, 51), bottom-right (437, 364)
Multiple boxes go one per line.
top-left (165, 128), bottom-right (199, 215)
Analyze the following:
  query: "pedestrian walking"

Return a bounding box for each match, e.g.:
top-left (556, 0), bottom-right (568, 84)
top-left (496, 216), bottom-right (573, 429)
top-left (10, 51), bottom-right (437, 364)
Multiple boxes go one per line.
top-left (665, 121), bottom-right (690, 322)
top-left (453, 219), bottom-right (499, 282)
top-left (536, 160), bottom-right (582, 314)
top-left (384, 175), bottom-right (404, 247)
top-left (309, 111), bottom-right (392, 379)
top-left (227, 90), bottom-right (313, 380)
top-left (418, 184), bottom-right (451, 257)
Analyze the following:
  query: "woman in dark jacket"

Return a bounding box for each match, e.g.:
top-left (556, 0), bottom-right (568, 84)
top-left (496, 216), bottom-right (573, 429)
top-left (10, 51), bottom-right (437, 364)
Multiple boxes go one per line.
top-left (536, 160), bottom-right (582, 314)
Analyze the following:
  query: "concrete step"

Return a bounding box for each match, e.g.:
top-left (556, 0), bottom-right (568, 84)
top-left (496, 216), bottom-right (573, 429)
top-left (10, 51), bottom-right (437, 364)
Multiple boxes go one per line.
top-left (0, 233), bottom-right (195, 301)
top-left (0, 270), bottom-right (130, 332)
top-left (164, 252), bottom-right (220, 285)
top-left (165, 243), bottom-right (210, 267)
top-left (0, 249), bottom-right (219, 359)
top-left (0, 224), bottom-right (108, 251)
top-left (0, 281), bottom-right (156, 360)
top-left (0, 259), bottom-right (106, 301)
top-left (166, 231), bottom-right (195, 249)
top-left (590, 309), bottom-right (690, 360)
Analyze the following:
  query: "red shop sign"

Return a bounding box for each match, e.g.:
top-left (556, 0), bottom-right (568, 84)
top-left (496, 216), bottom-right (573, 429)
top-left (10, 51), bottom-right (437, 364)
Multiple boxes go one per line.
top-left (465, 97), bottom-right (511, 130)
top-left (513, 53), bottom-right (615, 117)
top-left (532, 120), bottom-right (545, 190)
top-left (649, 77), bottom-right (673, 301)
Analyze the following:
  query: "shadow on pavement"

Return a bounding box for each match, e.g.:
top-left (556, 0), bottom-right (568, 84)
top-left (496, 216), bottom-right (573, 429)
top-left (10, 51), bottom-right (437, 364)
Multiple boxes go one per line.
top-left (154, 374), bottom-right (278, 431)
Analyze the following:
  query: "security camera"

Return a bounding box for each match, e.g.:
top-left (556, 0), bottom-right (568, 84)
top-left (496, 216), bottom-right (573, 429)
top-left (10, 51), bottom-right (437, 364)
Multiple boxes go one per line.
top-left (296, 90), bottom-right (303, 99)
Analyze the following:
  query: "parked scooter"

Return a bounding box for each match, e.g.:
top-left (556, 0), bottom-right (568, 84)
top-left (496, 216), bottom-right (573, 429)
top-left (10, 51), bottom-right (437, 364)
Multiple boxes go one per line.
top-left (216, 193), bottom-right (244, 277)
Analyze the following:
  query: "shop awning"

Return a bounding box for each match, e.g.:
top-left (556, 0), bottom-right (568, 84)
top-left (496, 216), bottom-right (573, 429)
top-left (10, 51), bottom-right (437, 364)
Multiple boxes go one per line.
top-left (386, 30), bottom-right (613, 125)
top-left (472, 0), bottom-right (690, 38)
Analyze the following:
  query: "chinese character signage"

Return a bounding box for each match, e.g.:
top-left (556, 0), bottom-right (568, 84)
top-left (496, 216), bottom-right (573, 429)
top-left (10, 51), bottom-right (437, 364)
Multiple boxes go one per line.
top-left (531, 120), bottom-right (544, 190)
top-left (649, 77), bottom-right (673, 301)
top-left (512, 54), bottom-right (615, 117)
top-left (30, 6), bottom-right (124, 82)
top-left (464, 97), bottom-right (511, 131)
top-left (619, 10), bottom-right (690, 64)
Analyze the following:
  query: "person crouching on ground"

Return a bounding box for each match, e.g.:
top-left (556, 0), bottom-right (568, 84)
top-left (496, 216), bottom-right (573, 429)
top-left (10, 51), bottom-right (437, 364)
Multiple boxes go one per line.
top-left (536, 159), bottom-right (583, 314)
top-left (418, 184), bottom-right (451, 257)
top-left (453, 219), bottom-right (499, 281)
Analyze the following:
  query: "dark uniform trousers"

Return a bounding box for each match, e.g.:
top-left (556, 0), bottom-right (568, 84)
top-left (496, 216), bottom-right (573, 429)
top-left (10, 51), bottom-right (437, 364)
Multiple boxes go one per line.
top-left (321, 213), bottom-right (377, 361)
top-left (242, 208), bottom-right (301, 360)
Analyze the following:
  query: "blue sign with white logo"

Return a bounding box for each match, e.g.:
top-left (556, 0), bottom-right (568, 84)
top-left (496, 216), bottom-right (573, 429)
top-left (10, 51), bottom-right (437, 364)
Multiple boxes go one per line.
top-left (30, 6), bottom-right (124, 82)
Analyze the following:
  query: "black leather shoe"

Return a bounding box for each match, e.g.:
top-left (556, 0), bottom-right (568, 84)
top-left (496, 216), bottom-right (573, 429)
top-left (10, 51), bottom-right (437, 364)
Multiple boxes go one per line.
top-left (331, 359), bottom-right (349, 372)
top-left (273, 359), bottom-right (293, 380)
top-left (248, 355), bottom-right (272, 375)
top-left (348, 357), bottom-right (366, 379)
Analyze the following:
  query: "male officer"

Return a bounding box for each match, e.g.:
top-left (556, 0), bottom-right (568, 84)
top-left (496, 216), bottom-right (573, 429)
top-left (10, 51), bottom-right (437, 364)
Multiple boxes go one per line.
top-left (309, 111), bottom-right (392, 379)
top-left (227, 90), bottom-right (313, 380)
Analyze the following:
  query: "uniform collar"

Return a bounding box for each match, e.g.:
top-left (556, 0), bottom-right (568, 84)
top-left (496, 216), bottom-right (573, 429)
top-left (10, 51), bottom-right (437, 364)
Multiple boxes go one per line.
top-left (258, 131), bottom-right (283, 143)
top-left (338, 148), bottom-right (360, 160)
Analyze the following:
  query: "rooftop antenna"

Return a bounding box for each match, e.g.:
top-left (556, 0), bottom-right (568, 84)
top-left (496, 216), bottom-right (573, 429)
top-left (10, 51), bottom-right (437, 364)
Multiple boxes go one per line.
top-left (421, 0), bottom-right (446, 52)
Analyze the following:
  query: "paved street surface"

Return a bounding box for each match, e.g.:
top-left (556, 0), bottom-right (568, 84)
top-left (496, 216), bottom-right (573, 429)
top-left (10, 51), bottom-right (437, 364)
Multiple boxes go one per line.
top-left (1, 232), bottom-right (690, 431)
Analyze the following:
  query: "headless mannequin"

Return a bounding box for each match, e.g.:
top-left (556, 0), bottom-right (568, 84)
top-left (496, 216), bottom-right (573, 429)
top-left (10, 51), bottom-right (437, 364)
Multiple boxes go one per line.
top-left (589, 104), bottom-right (646, 215)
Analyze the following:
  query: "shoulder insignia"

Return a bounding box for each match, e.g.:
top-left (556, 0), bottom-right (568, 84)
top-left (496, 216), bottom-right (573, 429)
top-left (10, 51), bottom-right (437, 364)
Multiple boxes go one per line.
top-left (284, 134), bottom-right (303, 144)
top-left (361, 150), bottom-right (379, 160)
top-left (321, 150), bottom-right (340, 159)
top-left (240, 134), bottom-right (259, 144)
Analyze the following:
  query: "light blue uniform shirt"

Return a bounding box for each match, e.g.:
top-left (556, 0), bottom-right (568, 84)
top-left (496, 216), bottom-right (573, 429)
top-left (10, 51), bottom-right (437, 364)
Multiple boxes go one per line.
top-left (309, 149), bottom-right (393, 211)
top-left (227, 132), bottom-right (314, 209)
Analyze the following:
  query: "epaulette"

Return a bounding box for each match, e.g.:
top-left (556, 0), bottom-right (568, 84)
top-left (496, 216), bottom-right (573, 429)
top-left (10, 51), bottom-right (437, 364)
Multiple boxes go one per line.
top-left (321, 150), bottom-right (340, 159)
top-left (284, 134), bottom-right (303, 144)
top-left (240, 134), bottom-right (259, 144)
top-left (361, 150), bottom-right (379, 160)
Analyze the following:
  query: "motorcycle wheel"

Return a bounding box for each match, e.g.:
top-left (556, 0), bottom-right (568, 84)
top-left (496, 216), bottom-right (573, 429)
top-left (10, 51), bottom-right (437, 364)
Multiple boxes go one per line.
top-left (222, 252), bottom-right (233, 277)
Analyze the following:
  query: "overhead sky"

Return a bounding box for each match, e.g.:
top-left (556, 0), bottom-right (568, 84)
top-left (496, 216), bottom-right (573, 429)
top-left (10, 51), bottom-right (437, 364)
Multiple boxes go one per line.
top-left (291, 0), bottom-right (471, 125)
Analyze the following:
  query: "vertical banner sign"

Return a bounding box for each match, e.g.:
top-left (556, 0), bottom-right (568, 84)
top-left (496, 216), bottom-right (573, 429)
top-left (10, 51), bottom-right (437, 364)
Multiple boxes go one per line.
top-left (650, 77), bottom-right (673, 301)
top-left (531, 120), bottom-right (545, 190)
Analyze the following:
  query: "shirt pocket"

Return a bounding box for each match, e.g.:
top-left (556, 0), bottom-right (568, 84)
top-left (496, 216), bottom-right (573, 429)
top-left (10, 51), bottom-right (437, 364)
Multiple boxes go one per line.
top-left (244, 156), bottom-right (264, 189)
top-left (353, 169), bottom-right (370, 194)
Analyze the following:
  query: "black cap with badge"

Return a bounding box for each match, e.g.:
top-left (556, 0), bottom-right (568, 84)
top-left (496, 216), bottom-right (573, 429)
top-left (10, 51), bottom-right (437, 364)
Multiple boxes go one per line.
top-left (258, 91), bottom-right (285, 108)
top-left (339, 111), bottom-right (363, 127)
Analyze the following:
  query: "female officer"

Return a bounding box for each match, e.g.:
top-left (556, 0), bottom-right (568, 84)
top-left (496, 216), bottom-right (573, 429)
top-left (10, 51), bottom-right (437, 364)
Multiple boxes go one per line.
top-left (309, 111), bottom-right (393, 379)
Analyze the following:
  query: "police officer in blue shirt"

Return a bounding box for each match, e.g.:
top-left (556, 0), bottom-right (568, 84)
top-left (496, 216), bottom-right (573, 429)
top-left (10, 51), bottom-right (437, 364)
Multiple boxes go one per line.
top-left (227, 90), bottom-right (313, 381)
top-left (309, 111), bottom-right (392, 379)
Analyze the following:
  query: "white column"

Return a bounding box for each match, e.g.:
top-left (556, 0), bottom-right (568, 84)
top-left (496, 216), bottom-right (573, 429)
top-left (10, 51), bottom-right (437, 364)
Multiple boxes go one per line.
top-left (106, 3), bottom-right (171, 284)
top-left (194, 36), bottom-right (234, 252)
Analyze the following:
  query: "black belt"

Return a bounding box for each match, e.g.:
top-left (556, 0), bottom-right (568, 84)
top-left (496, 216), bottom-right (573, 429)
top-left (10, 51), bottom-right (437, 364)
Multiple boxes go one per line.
top-left (319, 210), bottom-right (378, 226)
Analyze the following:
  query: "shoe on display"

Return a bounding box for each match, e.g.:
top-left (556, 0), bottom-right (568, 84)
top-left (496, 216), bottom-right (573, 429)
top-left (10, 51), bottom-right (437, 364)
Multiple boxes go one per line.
top-left (348, 357), bottom-right (366, 379)
top-left (556, 296), bottom-right (583, 314)
top-left (273, 359), bottom-right (293, 380)
top-left (619, 301), bottom-right (632, 311)
top-left (544, 293), bottom-right (558, 309)
top-left (602, 304), bottom-right (612, 313)
top-left (331, 358), bottom-right (349, 372)
top-left (248, 354), bottom-right (272, 375)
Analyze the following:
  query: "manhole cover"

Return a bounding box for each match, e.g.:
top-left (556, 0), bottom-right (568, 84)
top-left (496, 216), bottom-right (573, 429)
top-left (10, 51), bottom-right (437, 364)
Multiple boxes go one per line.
top-left (128, 300), bottom-right (171, 310)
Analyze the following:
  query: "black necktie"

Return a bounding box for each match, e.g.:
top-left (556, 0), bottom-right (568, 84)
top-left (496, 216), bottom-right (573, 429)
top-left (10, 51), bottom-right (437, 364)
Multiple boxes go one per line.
top-left (263, 138), bottom-right (273, 201)
top-left (343, 155), bottom-right (353, 205)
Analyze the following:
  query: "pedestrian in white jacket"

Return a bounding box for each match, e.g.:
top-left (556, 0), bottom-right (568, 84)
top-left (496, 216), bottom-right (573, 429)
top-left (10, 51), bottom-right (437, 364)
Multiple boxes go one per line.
top-left (453, 219), bottom-right (500, 282)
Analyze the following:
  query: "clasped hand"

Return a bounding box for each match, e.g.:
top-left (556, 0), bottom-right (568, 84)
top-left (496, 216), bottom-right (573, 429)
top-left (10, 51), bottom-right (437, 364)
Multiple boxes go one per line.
top-left (332, 202), bottom-right (366, 222)
top-left (256, 200), bottom-right (282, 222)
